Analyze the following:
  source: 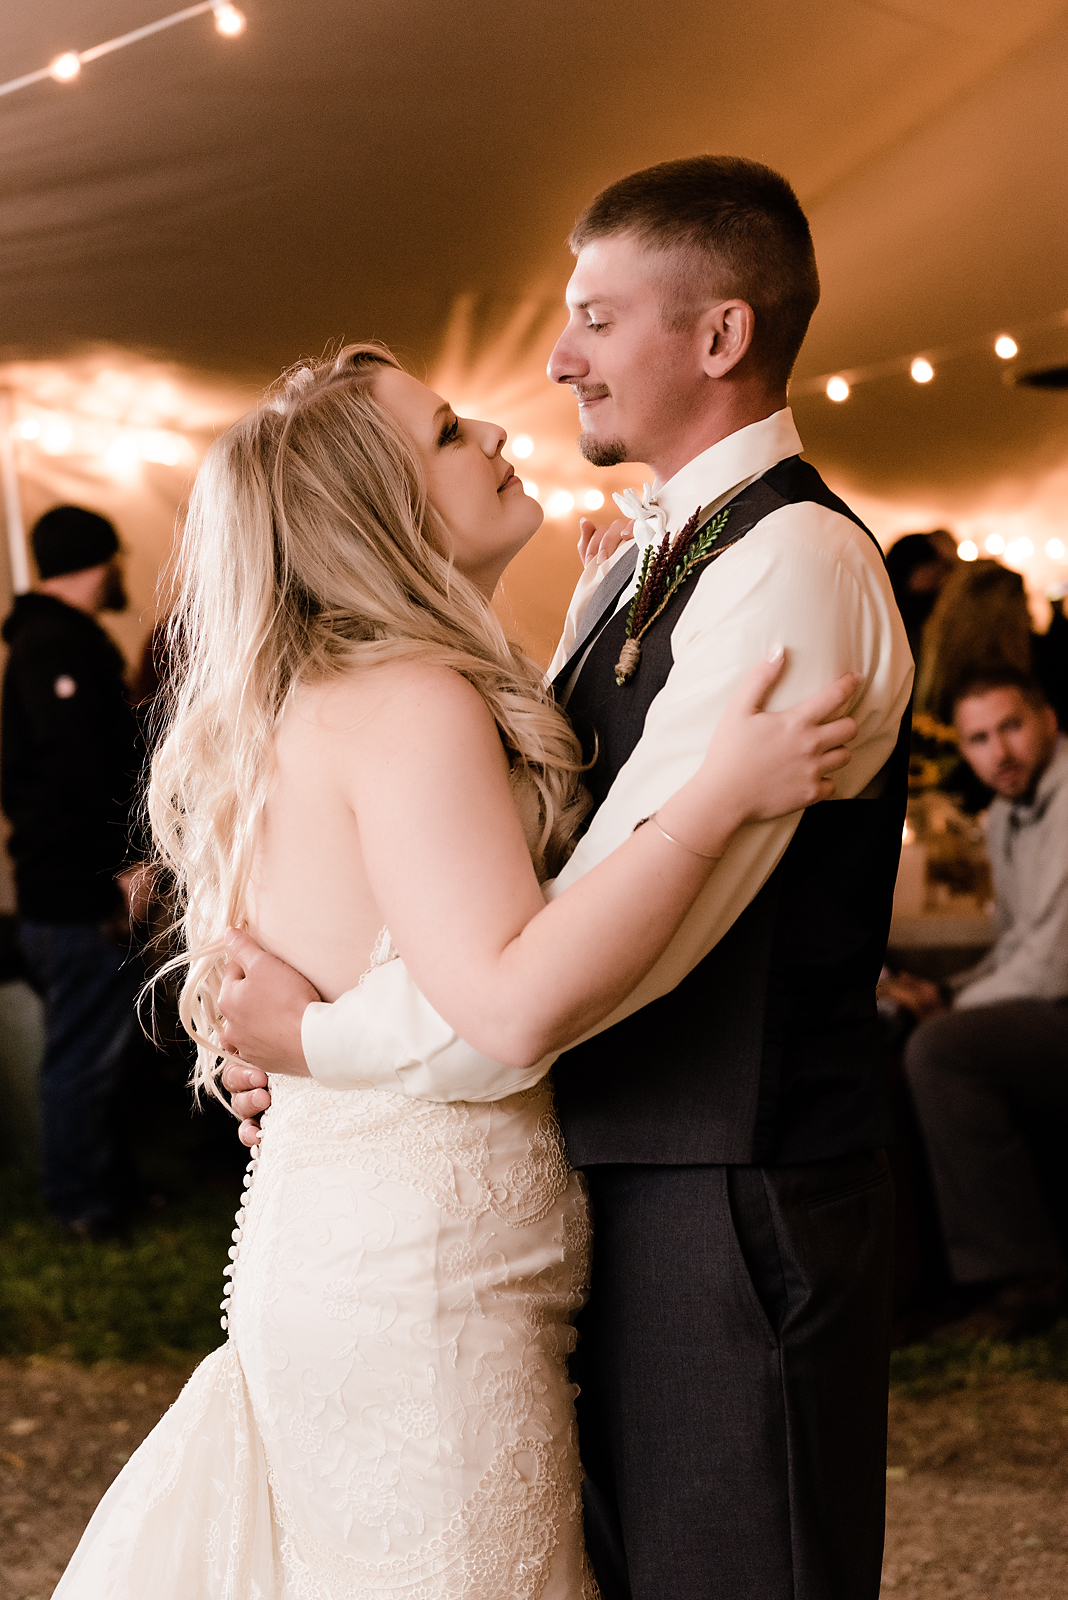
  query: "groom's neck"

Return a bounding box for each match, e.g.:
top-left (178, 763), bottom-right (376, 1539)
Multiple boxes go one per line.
top-left (647, 378), bottom-right (789, 486)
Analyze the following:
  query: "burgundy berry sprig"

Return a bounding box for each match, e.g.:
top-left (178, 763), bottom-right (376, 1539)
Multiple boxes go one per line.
top-left (614, 504), bottom-right (731, 685)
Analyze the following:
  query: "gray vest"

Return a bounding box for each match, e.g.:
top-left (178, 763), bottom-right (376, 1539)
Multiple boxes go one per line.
top-left (552, 456), bottom-right (909, 1167)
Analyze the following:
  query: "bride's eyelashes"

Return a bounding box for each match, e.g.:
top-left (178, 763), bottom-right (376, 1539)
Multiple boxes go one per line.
top-left (437, 414), bottom-right (461, 448)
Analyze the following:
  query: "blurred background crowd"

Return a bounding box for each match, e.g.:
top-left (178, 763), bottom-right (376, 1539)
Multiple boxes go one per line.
top-left (879, 530), bottom-right (1068, 1345)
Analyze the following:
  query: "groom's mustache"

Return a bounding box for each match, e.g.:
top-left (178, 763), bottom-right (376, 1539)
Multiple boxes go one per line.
top-left (571, 383), bottom-right (612, 404)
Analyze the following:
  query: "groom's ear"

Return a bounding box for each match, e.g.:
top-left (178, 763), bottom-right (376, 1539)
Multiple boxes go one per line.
top-left (698, 300), bottom-right (755, 379)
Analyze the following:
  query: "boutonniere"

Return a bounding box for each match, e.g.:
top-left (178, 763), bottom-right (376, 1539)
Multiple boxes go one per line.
top-left (614, 504), bottom-right (731, 685)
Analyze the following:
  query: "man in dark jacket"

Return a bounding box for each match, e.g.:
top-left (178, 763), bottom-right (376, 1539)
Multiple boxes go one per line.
top-left (1, 506), bottom-right (144, 1236)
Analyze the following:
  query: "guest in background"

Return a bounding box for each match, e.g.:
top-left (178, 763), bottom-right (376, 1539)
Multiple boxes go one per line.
top-left (917, 557), bottom-right (1068, 730)
top-left (0, 506), bottom-right (146, 1238)
top-left (885, 529), bottom-right (958, 662)
top-left (889, 669), bottom-right (1068, 1337)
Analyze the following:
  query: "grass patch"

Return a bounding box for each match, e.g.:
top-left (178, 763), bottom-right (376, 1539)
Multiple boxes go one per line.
top-left (6, 1153), bottom-right (1068, 1383)
top-left (0, 1166), bottom-right (237, 1363)
top-left (891, 1321), bottom-right (1068, 1395)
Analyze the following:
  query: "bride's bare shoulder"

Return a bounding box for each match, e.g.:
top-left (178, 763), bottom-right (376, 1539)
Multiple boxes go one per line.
top-left (301, 659), bottom-right (497, 747)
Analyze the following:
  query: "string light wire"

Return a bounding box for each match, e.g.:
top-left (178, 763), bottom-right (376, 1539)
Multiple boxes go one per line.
top-left (792, 306), bottom-right (1068, 402)
top-left (0, 3), bottom-right (245, 100)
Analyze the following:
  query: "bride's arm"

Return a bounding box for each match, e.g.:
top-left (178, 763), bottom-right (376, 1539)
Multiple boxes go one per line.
top-left (334, 653), bottom-right (853, 1069)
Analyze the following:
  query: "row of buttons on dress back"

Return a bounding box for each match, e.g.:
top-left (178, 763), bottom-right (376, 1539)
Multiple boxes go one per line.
top-left (220, 1141), bottom-right (259, 1331)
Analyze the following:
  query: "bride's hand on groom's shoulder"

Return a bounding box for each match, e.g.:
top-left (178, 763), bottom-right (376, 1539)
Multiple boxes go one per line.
top-left (218, 928), bottom-right (320, 1144)
top-left (578, 516), bottom-right (634, 568)
top-left (701, 651), bottom-right (859, 825)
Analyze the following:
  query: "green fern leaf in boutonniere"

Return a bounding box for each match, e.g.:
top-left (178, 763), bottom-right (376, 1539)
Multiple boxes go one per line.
top-left (614, 505), bottom-right (731, 685)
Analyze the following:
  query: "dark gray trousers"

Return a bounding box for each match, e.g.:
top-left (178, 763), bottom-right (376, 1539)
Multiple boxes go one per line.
top-left (573, 1152), bottom-right (894, 1600)
top-left (904, 999), bottom-right (1068, 1283)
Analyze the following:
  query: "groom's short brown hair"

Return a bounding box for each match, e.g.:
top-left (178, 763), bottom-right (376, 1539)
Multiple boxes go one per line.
top-left (569, 155), bottom-right (820, 388)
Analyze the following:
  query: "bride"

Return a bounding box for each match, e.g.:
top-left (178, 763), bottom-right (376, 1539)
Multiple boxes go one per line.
top-left (54, 344), bottom-right (856, 1600)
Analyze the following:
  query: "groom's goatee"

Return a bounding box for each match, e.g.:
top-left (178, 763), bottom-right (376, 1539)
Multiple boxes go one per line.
top-left (579, 433), bottom-right (629, 468)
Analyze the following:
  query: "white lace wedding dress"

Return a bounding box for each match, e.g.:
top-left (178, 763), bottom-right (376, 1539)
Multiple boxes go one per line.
top-left (53, 950), bottom-right (598, 1599)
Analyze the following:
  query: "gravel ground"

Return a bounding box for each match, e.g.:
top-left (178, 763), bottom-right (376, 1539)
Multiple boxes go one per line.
top-left (2, 1357), bottom-right (1066, 1598)
top-left (0, 1356), bottom-right (193, 1600)
top-left (883, 1378), bottom-right (1068, 1596)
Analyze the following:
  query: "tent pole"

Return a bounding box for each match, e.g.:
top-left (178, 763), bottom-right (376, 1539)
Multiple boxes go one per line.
top-left (0, 391), bottom-right (30, 595)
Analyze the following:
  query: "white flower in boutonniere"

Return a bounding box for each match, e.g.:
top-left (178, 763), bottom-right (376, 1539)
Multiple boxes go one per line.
top-left (612, 484), bottom-right (670, 547)
top-left (614, 505), bottom-right (732, 686)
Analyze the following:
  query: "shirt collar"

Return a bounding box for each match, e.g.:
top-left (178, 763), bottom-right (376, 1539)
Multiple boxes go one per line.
top-left (612, 408), bottom-right (803, 552)
top-left (1010, 734), bottom-right (1068, 826)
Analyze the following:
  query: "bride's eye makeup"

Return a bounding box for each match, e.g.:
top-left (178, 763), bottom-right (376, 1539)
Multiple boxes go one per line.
top-left (437, 414), bottom-right (461, 448)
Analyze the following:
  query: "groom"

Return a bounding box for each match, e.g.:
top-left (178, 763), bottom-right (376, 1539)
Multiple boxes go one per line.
top-left (220, 156), bottom-right (913, 1599)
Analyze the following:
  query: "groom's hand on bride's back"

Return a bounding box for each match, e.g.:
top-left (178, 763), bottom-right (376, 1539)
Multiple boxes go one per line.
top-left (218, 928), bottom-right (319, 1146)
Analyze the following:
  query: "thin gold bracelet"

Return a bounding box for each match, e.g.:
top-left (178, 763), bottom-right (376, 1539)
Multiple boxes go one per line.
top-left (634, 812), bottom-right (722, 861)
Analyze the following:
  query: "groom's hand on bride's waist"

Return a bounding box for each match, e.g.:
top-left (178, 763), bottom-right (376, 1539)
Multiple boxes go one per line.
top-left (218, 928), bottom-right (319, 1145)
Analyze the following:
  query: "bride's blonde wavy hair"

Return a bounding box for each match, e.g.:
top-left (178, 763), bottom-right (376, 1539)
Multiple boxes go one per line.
top-left (149, 342), bottom-right (589, 1097)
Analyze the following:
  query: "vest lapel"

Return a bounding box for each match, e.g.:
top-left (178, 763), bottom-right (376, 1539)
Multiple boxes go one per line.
top-left (551, 542), bottom-right (639, 698)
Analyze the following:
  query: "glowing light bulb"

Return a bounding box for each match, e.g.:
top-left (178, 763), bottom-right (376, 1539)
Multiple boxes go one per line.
top-left (826, 376), bottom-right (850, 403)
top-left (985, 533), bottom-right (1006, 555)
top-left (994, 336), bottom-right (1018, 360)
top-left (18, 419), bottom-right (40, 440)
top-left (583, 489), bottom-right (605, 511)
top-left (957, 540), bottom-right (978, 562)
top-left (910, 358), bottom-right (934, 384)
top-left (40, 422), bottom-right (72, 455)
top-left (105, 437), bottom-right (140, 474)
top-left (49, 52), bottom-right (82, 82)
top-left (1006, 537), bottom-right (1034, 566)
top-left (213, 4), bottom-right (247, 35)
top-left (139, 432), bottom-right (185, 466)
top-left (1046, 538), bottom-right (1065, 560)
top-left (522, 481), bottom-right (538, 499)
top-left (511, 434), bottom-right (534, 459)
top-left (546, 491), bottom-right (575, 519)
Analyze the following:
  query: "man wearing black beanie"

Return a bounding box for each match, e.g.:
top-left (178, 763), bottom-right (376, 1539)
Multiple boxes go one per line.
top-left (1, 506), bottom-right (144, 1237)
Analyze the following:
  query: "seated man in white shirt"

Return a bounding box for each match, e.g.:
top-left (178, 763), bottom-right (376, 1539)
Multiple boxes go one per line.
top-left (892, 670), bottom-right (1068, 1338)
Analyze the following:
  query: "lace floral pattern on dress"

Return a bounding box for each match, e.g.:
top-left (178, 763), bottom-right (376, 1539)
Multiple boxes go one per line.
top-left (223, 1060), bottom-right (595, 1599)
top-left (55, 860), bottom-right (599, 1594)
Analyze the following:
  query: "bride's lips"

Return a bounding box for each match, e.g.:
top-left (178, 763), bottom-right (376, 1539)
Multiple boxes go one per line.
top-left (498, 465), bottom-right (521, 493)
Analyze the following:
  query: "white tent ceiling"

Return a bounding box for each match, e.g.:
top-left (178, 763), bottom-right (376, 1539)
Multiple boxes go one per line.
top-left (2, 0), bottom-right (1068, 662)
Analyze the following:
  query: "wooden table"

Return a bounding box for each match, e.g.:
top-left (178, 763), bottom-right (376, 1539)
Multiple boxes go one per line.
top-left (887, 908), bottom-right (995, 982)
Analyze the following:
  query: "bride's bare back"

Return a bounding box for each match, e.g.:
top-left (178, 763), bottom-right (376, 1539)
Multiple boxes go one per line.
top-left (245, 672), bottom-right (402, 1002)
top-left (245, 657), bottom-right (546, 1007)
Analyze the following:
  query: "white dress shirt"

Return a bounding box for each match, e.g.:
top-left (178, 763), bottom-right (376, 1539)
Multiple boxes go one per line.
top-left (303, 408), bottom-right (914, 1098)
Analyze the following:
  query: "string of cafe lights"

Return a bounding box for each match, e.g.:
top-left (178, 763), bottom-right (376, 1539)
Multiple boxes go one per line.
top-left (0, 2), bottom-right (246, 101)
top-left (791, 306), bottom-right (1068, 405)
top-left (788, 305), bottom-right (1068, 571)
top-left (2, 9), bottom-right (1065, 545)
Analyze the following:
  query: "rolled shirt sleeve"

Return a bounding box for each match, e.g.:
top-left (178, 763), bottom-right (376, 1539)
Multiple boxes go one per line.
top-left (303, 957), bottom-right (556, 1101)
